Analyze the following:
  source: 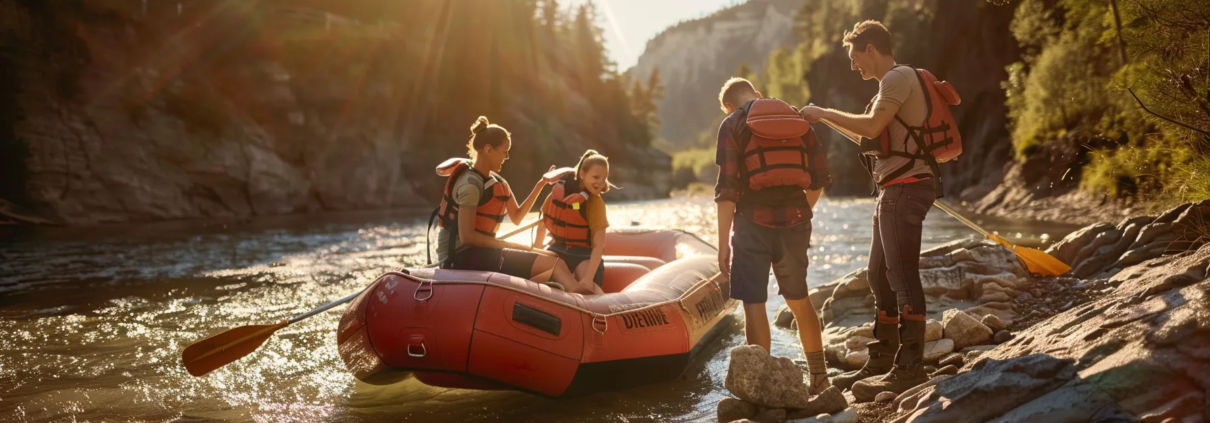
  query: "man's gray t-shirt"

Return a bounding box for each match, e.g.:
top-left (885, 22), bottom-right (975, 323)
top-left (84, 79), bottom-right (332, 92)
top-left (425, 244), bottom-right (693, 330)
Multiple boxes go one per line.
top-left (436, 170), bottom-right (497, 262)
top-left (870, 65), bottom-right (932, 183)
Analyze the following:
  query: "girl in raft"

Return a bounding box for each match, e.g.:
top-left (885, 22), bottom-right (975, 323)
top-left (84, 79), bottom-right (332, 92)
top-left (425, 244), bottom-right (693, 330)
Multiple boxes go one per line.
top-left (533, 150), bottom-right (614, 295)
top-left (433, 116), bottom-right (577, 286)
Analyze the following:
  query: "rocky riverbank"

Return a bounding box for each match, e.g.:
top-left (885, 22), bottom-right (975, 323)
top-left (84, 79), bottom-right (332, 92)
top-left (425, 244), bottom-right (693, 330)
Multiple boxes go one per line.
top-left (719, 200), bottom-right (1209, 422)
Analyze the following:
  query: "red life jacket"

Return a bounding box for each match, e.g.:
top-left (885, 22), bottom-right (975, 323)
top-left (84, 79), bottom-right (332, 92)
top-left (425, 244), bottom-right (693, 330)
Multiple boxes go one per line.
top-left (434, 158), bottom-right (513, 236)
top-left (540, 173), bottom-right (592, 249)
top-left (862, 66), bottom-right (963, 188)
top-left (739, 98), bottom-right (817, 191)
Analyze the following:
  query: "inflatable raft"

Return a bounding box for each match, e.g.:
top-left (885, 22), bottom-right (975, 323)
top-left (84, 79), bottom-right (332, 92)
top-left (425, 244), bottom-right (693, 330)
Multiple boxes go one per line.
top-left (336, 228), bottom-right (737, 397)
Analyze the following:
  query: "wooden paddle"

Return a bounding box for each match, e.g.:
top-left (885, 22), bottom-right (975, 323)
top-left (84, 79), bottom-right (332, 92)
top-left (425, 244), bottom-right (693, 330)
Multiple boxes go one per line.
top-left (932, 201), bottom-right (1071, 276)
top-left (182, 218), bottom-right (543, 377)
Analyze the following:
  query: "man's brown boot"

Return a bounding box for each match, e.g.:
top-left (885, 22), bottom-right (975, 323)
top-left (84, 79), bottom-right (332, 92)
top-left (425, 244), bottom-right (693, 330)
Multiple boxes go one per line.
top-left (851, 312), bottom-right (929, 402)
top-left (833, 312), bottom-right (900, 391)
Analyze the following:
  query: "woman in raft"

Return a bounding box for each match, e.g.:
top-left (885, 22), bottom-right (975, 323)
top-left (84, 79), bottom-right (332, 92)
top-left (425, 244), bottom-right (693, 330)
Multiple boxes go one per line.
top-left (433, 116), bottom-right (577, 286)
top-left (533, 150), bottom-right (614, 295)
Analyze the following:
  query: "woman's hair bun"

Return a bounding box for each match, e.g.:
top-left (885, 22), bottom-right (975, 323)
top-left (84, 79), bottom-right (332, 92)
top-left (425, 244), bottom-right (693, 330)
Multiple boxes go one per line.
top-left (470, 116), bottom-right (491, 135)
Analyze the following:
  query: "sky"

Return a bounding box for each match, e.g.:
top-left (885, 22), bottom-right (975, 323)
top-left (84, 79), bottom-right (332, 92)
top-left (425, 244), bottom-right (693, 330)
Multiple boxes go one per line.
top-left (564, 0), bottom-right (742, 71)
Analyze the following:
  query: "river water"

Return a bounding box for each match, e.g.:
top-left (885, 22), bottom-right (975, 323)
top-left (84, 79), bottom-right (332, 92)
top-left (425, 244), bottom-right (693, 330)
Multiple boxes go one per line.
top-left (0, 197), bottom-right (1076, 422)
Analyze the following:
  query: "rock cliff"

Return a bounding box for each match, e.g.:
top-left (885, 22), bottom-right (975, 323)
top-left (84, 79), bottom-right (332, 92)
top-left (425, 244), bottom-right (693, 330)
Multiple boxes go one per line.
top-left (0, 0), bottom-right (671, 225)
top-left (630, 0), bottom-right (802, 149)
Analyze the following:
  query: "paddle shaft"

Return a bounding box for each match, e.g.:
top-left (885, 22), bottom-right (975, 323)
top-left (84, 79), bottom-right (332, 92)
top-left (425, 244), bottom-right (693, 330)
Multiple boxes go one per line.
top-left (812, 115), bottom-right (998, 240)
top-left (932, 200), bottom-right (994, 238)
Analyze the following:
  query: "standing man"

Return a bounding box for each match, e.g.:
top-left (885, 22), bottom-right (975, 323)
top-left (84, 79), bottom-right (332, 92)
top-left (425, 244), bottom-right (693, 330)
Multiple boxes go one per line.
top-left (798, 21), bottom-right (937, 401)
top-left (715, 77), bottom-right (833, 393)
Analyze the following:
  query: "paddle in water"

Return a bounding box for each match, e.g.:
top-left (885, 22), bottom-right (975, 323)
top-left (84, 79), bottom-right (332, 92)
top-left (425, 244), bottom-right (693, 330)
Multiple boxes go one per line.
top-left (181, 218), bottom-right (542, 377)
top-left (932, 200), bottom-right (1071, 276)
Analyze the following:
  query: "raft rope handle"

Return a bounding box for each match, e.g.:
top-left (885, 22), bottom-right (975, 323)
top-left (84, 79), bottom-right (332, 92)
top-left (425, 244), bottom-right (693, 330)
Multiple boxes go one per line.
top-left (414, 279), bottom-right (434, 301)
top-left (378, 271), bottom-right (728, 324)
top-left (591, 314), bottom-right (608, 334)
top-left (407, 341), bottom-right (428, 357)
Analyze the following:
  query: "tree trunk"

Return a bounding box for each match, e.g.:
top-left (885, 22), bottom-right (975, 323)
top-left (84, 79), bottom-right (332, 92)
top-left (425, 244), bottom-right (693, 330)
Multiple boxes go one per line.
top-left (1109, 0), bottom-right (1128, 65)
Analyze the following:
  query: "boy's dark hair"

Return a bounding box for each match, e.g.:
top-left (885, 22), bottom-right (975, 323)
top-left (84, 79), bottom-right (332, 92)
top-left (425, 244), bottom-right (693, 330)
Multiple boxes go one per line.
top-left (843, 20), bottom-right (893, 56)
top-left (718, 77), bottom-right (757, 112)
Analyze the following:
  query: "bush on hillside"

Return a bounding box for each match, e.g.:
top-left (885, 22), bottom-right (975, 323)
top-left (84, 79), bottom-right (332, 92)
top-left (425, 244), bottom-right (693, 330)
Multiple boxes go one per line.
top-left (1003, 0), bottom-right (1210, 206)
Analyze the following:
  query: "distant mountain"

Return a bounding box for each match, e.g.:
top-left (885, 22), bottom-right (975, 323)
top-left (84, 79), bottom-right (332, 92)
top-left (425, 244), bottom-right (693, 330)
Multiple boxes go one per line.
top-left (631, 0), bottom-right (802, 149)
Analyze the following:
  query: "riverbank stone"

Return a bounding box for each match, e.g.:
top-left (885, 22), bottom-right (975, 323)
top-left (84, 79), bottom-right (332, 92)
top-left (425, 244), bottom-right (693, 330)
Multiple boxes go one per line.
top-left (923, 339), bottom-right (954, 362)
top-left (785, 387), bottom-right (848, 419)
top-left (720, 397), bottom-right (759, 422)
top-left (844, 350), bottom-right (869, 368)
top-left (942, 309), bottom-right (993, 350)
top-left (726, 345), bottom-right (814, 409)
top-left (939, 353), bottom-right (964, 368)
top-left (752, 407), bottom-right (787, 423)
top-left (775, 305), bottom-right (795, 329)
top-left (980, 314), bottom-right (1006, 332)
top-left (893, 355), bottom-right (1076, 423)
top-left (931, 365), bottom-right (958, 377)
top-left (924, 320), bottom-right (943, 342)
top-left (844, 336), bottom-right (875, 352)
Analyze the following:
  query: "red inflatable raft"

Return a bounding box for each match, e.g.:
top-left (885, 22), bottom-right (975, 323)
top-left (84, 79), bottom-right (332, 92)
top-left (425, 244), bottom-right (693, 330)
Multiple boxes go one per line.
top-left (336, 228), bottom-right (737, 397)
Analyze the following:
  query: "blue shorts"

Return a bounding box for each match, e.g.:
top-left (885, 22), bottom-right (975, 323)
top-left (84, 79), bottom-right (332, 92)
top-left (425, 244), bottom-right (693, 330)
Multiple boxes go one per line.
top-left (729, 215), bottom-right (811, 304)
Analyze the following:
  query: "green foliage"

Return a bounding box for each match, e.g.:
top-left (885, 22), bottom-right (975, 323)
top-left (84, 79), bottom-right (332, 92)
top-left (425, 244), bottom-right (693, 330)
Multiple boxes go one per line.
top-left (764, 45), bottom-right (810, 106)
top-left (629, 67), bottom-right (665, 141)
top-left (1004, 0), bottom-right (1210, 205)
top-left (671, 147), bottom-right (716, 189)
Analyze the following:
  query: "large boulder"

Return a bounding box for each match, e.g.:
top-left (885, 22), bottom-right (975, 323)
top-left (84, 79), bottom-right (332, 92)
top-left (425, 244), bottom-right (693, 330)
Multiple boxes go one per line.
top-left (986, 380), bottom-right (1127, 423)
top-left (972, 243), bottom-right (1210, 422)
top-left (942, 309), bottom-right (993, 350)
top-left (893, 355), bottom-right (1077, 423)
top-left (1073, 220), bottom-right (1147, 278)
top-left (1046, 223), bottom-right (1114, 265)
top-left (725, 346), bottom-right (814, 409)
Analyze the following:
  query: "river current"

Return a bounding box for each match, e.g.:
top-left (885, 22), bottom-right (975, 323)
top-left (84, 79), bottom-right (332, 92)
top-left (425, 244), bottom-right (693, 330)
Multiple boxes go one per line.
top-left (0, 197), bottom-right (1075, 422)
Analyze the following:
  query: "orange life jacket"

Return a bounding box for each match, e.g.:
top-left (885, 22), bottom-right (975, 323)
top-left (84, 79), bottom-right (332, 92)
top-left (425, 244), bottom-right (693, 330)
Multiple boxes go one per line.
top-left (739, 98), bottom-right (817, 191)
top-left (540, 173), bottom-right (592, 249)
top-left (434, 158), bottom-right (513, 236)
top-left (861, 66), bottom-right (962, 189)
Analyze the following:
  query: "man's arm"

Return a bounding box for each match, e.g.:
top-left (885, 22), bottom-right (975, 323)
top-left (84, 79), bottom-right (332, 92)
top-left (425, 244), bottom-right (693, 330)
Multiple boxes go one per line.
top-left (714, 116), bottom-right (741, 279)
top-left (817, 118), bottom-right (862, 145)
top-left (802, 69), bottom-right (911, 139)
top-left (806, 102), bottom-right (900, 140)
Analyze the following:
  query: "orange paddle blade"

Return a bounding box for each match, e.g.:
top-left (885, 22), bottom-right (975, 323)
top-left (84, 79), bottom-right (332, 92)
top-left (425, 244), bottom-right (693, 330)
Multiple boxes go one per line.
top-left (1013, 245), bottom-right (1072, 276)
top-left (182, 321), bottom-right (287, 377)
top-left (989, 234), bottom-right (1071, 277)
